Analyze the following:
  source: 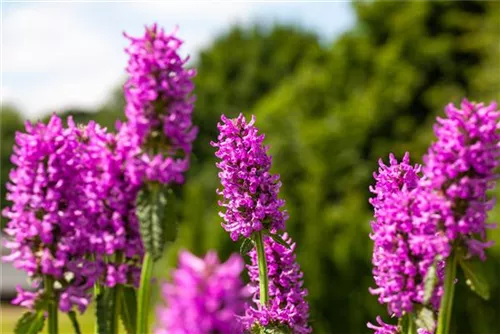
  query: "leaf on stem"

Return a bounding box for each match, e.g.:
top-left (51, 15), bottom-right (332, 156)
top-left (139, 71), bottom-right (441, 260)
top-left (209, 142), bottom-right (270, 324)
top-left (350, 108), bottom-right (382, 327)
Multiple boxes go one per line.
top-left (459, 258), bottom-right (490, 300)
top-left (120, 286), bottom-right (137, 334)
top-left (263, 231), bottom-right (291, 249)
top-left (423, 261), bottom-right (438, 304)
top-left (14, 312), bottom-right (45, 334)
top-left (240, 238), bottom-right (255, 255)
top-left (136, 184), bottom-right (171, 261)
top-left (67, 311), bottom-right (82, 334)
top-left (414, 306), bottom-right (436, 332)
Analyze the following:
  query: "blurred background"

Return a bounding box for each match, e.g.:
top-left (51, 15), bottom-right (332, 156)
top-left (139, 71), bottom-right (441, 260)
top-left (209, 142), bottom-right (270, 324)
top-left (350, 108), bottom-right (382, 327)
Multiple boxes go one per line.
top-left (2, 1), bottom-right (500, 333)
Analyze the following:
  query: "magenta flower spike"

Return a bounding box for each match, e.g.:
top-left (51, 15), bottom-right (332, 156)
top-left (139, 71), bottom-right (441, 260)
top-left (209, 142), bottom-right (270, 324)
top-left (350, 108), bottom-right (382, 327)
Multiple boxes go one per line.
top-left (422, 99), bottom-right (500, 260)
top-left (212, 114), bottom-right (288, 241)
top-left (154, 251), bottom-right (248, 334)
top-left (3, 115), bottom-right (100, 313)
top-left (122, 24), bottom-right (197, 185)
top-left (244, 233), bottom-right (311, 333)
top-left (368, 153), bottom-right (453, 333)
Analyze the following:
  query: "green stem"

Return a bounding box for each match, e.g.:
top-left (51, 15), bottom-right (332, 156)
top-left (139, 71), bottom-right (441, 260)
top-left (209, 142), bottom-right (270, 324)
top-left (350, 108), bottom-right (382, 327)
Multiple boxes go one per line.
top-left (436, 251), bottom-right (458, 334)
top-left (254, 231), bottom-right (269, 306)
top-left (44, 275), bottom-right (58, 334)
top-left (408, 313), bottom-right (417, 334)
top-left (137, 252), bottom-right (154, 334)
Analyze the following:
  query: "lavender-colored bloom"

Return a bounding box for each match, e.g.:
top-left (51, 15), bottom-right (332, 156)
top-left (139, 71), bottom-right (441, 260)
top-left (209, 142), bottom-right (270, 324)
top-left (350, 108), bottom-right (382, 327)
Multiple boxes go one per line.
top-left (123, 24), bottom-right (197, 185)
top-left (212, 114), bottom-right (288, 241)
top-left (369, 153), bottom-right (448, 319)
top-left (367, 316), bottom-right (433, 334)
top-left (422, 100), bottom-right (500, 260)
top-left (367, 316), bottom-right (399, 334)
top-left (154, 251), bottom-right (248, 334)
top-left (244, 233), bottom-right (311, 334)
top-left (82, 122), bottom-right (143, 288)
top-left (2, 115), bottom-right (101, 313)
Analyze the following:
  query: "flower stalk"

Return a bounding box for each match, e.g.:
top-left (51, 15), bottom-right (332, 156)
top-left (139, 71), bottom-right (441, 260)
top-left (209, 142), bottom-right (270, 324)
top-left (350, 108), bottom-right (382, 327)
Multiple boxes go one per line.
top-left (45, 275), bottom-right (58, 334)
top-left (137, 252), bottom-right (154, 334)
top-left (436, 250), bottom-right (458, 334)
top-left (254, 231), bottom-right (269, 306)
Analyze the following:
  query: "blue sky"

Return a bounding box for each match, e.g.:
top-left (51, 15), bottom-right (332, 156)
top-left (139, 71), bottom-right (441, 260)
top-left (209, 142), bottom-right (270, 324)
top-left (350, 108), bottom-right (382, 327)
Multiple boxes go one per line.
top-left (2, 1), bottom-right (355, 118)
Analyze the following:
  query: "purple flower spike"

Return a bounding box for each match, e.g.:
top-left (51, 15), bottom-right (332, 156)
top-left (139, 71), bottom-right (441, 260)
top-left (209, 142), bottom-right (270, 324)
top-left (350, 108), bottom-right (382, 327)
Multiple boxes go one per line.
top-left (422, 99), bottom-right (500, 260)
top-left (244, 233), bottom-right (311, 334)
top-left (212, 114), bottom-right (288, 241)
top-left (369, 153), bottom-right (448, 318)
top-left (123, 24), bottom-right (197, 185)
top-left (154, 251), bottom-right (248, 334)
top-left (2, 115), bottom-right (101, 313)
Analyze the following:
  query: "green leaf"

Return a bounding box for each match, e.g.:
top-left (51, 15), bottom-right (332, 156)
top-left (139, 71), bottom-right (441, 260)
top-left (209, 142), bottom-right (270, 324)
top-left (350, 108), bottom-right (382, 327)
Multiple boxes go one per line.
top-left (414, 306), bottom-right (436, 331)
top-left (399, 313), bottom-right (416, 334)
top-left (120, 286), bottom-right (137, 334)
top-left (459, 258), bottom-right (490, 300)
top-left (14, 311), bottom-right (45, 334)
top-left (240, 238), bottom-right (254, 255)
top-left (264, 231), bottom-right (291, 249)
top-left (423, 262), bottom-right (438, 304)
top-left (96, 287), bottom-right (120, 334)
top-left (136, 184), bottom-right (171, 261)
top-left (250, 322), bottom-right (293, 334)
top-left (67, 311), bottom-right (82, 334)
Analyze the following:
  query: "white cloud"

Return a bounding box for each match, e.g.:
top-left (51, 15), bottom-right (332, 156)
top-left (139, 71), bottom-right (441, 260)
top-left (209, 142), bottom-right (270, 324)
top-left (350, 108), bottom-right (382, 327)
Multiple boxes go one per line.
top-left (1, 2), bottom-right (354, 119)
top-left (2, 2), bottom-right (254, 118)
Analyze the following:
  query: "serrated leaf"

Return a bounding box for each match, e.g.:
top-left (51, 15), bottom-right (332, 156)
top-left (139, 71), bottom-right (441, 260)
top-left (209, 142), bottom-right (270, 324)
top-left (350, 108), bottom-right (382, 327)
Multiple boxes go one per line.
top-left (240, 238), bottom-right (254, 255)
top-left (423, 262), bottom-right (438, 304)
top-left (265, 231), bottom-right (291, 249)
top-left (14, 311), bottom-right (45, 334)
top-left (414, 306), bottom-right (436, 331)
top-left (120, 286), bottom-right (137, 334)
top-left (67, 311), bottom-right (82, 334)
top-left (136, 184), bottom-right (170, 261)
top-left (459, 258), bottom-right (490, 300)
top-left (96, 287), bottom-right (119, 334)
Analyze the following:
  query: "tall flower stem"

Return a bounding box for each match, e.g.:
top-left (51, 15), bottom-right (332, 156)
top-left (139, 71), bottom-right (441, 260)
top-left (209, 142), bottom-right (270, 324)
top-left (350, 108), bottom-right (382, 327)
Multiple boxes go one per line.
top-left (137, 252), bottom-right (154, 334)
top-left (436, 250), bottom-right (458, 334)
top-left (254, 231), bottom-right (269, 306)
top-left (45, 275), bottom-right (58, 334)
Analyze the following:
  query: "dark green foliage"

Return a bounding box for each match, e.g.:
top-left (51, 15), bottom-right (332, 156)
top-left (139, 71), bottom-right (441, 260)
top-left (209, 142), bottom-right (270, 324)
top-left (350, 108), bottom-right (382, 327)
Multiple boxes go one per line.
top-left (263, 231), bottom-right (290, 250)
top-left (240, 238), bottom-right (254, 255)
top-left (460, 257), bottom-right (490, 300)
top-left (1, 106), bottom-right (24, 229)
top-left (136, 184), bottom-right (170, 261)
top-left (96, 287), bottom-right (120, 334)
top-left (119, 286), bottom-right (137, 334)
top-left (14, 312), bottom-right (45, 334)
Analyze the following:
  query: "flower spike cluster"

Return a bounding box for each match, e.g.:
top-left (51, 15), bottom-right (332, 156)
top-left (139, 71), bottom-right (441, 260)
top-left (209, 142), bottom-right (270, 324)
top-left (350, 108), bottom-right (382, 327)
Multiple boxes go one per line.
top-left (368, 153), bottom-right (448, 329)
top-left (123, 24), bottom-right (197, 185)
top-left (3, 115), bottom-right (100, 313)
top-left (154, 251), bottom-right (248, 334)
top-left (212, 114), bottom-right (288, 241)
top-left (244, 233), bottom-right (311, 333)
top-left (422, 100), bottom-right (500, 260)
top-left (2, 115), bottom-right (145, 313)
top-left (81, 122), bottom-right (144, 288)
